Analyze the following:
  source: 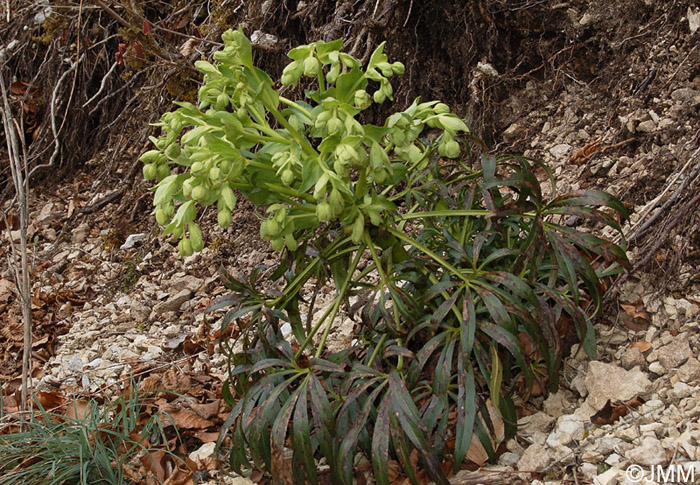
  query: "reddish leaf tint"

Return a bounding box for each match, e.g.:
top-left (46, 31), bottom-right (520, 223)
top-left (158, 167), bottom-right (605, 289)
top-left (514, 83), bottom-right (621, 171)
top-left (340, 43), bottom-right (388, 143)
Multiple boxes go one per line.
top-left (134, 43), bottom-right (144, 59)
top-left (143, 20), bottom-right (152, 35)
top-left (36, 390), bottom-right (65, 410)
top-left (140, 450), bottom-right (168, 482)
top-left (591, 397), bottom-right (644, 425)
top-left (116, 43), bottom-right (128, 65)
top-left (620, 300), bottom-right (650, 321)
top-left (630, 341), bottom-right (652, 353)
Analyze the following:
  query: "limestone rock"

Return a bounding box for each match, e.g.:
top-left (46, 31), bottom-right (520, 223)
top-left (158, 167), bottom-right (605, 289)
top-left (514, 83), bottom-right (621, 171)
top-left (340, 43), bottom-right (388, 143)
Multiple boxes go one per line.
top-left (498, 452), bottom-right (520, 467)
top-left (657, 338), bottom-right (692, 369)
top-left (671, 87), bottom-right (700, 105)
top-left (154, 288), bottom-right (193, 314)
top-left (594, 467), bottom-right (620, 485)
top-left (169, 275), bottom-right (204, 293)
top-left (625, 436), bottom-right (669, 466)
top-left (648, 361), bottom-right (666, 375)
top-left (677, 358), bottom-right (700, 384)
top-left (620, 347), bottom-right (646, 370)
top-left (543, 390), bottom-right (576, 418)
top-left (519, 412), bottom-right (555, 439)
top-left (503, 122), bottom-right (524, 143)
top-left (637, 120), bottom-right (656, 133)
top-left (585, 361), bottom-right (652, 410)
top-left (549, 143), bottom-right (571, 158)
top-left (130, 299), bottom-right (151, 323)
top-left (71, 222), bottom-right (91, 244)
top-left (546, 415), bottom-right (585, 448)
top-left (120, 233), bottom-right (146, 250)
top-left (517, 443), bottom-right (551, 471)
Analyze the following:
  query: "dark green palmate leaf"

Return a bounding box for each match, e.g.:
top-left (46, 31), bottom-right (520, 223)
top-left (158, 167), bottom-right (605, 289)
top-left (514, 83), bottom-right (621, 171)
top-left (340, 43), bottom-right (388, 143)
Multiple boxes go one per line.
top-left (212, 134), bottom-right (628, 483)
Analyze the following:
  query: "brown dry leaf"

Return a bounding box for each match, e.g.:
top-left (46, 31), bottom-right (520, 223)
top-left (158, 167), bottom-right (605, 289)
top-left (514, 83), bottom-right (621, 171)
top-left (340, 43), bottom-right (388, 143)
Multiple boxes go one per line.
top-left (67, 199), bottom-right (76, 218)
top-left (189, 400), bottom-right (220, 420)
top-left (486, 399), bottom-right (505, 442)
top-left (129, 430), bottom-right (150, 449)
top-left (570, 140), bottom-right (602, 165)
top-left (193, 431), bottom-right (220, 443)
top-left (162, 368), bottom-right (191, 395)
top-left (163, 465), bottom-right (193, 485)
top-left (465, 400), bottom-right (504, 466)
top-left (162, 408), bottom-right (214, 430)
top-left (139, 374), bottom-right (162, 393)
top-left (386, 460), bottom-right (401, 481)
top-left (0, 279), bottom-right (15, 300)
top-left (36, 390), bottom-right (65, 410)
top-left (179, 38), bottom-right (198, 57)
top-left (65, 400), bottom-right (93, 420)
top-left (2, 393), bottom-right (20, 413)
top-left (630, 341), bottom-right (652, 353)
top-left (621, 301), bottom-right (650, 321)
top-left (188, 454), bottom-right (219, 472)
top-left (591, 397), bottom-right (644, 425)
top-left (140, 450), bottom-right (168, 482)
top-left (590, 399), bottom-right (628, 425)
top-left (465, 435), bottom-right (489, 466)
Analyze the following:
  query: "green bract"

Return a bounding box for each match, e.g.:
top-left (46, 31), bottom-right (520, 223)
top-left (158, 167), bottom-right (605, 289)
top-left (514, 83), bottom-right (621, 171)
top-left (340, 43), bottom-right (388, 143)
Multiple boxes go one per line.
top-left (142, 27), bottom-right (467, 257)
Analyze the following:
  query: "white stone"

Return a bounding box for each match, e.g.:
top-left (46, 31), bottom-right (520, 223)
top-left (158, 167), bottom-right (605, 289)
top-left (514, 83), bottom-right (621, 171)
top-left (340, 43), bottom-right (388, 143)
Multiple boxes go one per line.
top-left (648, 361), bottom-right (666, 375)
top-left (581, 462), bottom-right (598, 479)
top-left (585, 361), bottom-right (652, 410)
top-left (517, 443), bottom-right (551, 471)
top-left (498, 452), bottom-right (520, 467)
top-left (678, 358), bottom-right (700, 384)
top-left (689, 7), bottom-right (700, 34)
top-left (626, 437), bottom-right (668, 465)
top-left (543, 391), bottom-right (575, 418)
top-left (546, 416), bottom-right (585, 448)
top-left (637, 120), bottom-right (656, 133)
top-left (120, 233), bottom-right (146, 250)
top-left (549, 143), bottom-right (572, 158)
top-left (132, 335), bottom-right (150, 350)
top-left (657, 338), bottom-right (692, 369)
top-left (669, 382), bottom-right (695, 400)
top-left (189, 442), bottom-right (216, 462)
top-left (594, 467), bottom-right (620, 485)
top-left (477, 61), bottom-right (499, 77)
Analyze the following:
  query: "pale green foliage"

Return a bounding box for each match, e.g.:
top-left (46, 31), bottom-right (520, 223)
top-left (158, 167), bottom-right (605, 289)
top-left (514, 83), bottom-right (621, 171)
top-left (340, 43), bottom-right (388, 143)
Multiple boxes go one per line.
top-left (141, 27), bottom-right (468, 256)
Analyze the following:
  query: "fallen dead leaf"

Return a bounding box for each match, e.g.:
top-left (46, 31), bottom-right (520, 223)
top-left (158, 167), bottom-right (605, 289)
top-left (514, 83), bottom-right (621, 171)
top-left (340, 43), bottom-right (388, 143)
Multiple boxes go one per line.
top-left (189, 400), bottom-right (220, 420)
top-left (65, 399), bottom-right (93, 420)
top-left (160, 406), bottom-right (214, 430)
top-left (591, 397), bottom-right (644, 425)
top-left (179, 38), bottom-right (198, 57)
top-left (140, 450), bottom-right (169, 482)
top-left (570, 140), bottom-right (602, 165)
top-left (630, 341), bottom-right (652, 353)
top-left (621, 300), bottom-right (650, 321)
top-left (163, 465), bottom-right (193, 485)
top-left (35, 390), bottom-right (65, 410)
top-left (193, 431), bottom-right (220, 443)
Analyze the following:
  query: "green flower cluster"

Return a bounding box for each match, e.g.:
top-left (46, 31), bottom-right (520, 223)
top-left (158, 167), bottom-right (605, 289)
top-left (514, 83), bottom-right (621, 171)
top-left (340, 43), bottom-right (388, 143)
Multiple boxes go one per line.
top-left (141, 28), bottom-right (469, 256)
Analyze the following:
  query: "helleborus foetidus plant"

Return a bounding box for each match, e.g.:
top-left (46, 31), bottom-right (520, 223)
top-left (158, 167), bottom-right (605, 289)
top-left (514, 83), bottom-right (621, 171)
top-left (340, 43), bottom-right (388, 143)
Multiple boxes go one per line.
top-left (142, 29), bottom-right (629, 484)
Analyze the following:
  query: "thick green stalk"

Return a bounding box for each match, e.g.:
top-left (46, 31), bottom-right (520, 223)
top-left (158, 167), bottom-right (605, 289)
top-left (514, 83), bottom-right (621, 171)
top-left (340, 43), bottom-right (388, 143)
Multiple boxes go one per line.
top-left (279, 96), bottom-right (314, 120)
top-left (295, 243), bottom-right (365, 359)
top-left (387, 228), bottom-right (474, 284)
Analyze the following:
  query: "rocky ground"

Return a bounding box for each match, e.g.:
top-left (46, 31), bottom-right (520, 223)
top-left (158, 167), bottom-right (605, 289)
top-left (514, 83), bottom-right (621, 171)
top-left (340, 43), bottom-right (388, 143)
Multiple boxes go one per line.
top-left (2, 1), bottom-right (700, 484)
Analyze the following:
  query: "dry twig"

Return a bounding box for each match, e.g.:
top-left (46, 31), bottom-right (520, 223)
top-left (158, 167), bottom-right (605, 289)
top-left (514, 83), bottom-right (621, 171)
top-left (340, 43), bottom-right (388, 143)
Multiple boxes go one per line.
top-left (0, 60), bottom-right (33, 413)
